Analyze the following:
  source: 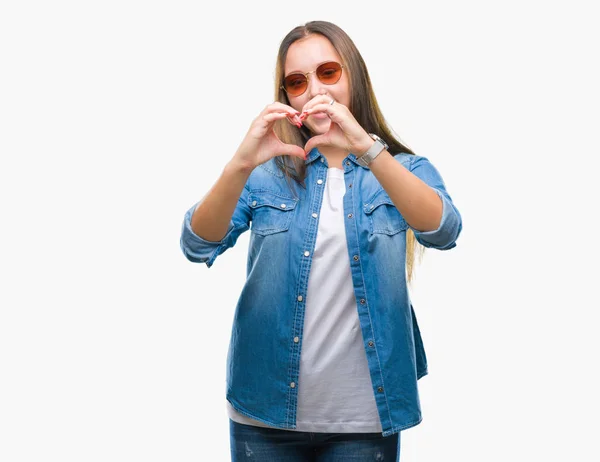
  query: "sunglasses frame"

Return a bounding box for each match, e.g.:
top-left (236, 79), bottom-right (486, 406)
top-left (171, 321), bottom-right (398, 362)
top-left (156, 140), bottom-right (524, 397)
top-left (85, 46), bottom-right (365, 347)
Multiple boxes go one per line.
top-left (281, 61), bottom-right (346, 97)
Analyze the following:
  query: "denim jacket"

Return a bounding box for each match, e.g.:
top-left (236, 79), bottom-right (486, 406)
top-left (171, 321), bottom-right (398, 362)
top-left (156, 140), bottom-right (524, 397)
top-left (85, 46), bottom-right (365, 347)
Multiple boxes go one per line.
top-left (180, 148), bottom-right (462, 436)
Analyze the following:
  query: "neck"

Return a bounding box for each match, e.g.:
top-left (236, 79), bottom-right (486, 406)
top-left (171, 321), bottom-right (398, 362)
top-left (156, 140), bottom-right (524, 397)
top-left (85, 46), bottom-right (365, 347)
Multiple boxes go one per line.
top-left (318, 146), bottom-right (348, 164)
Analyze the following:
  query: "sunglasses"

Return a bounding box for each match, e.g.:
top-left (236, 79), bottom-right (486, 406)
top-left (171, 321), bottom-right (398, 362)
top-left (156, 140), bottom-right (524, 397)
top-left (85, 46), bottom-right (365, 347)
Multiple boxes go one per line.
top-left (281, 61), bottom-right (345, 97)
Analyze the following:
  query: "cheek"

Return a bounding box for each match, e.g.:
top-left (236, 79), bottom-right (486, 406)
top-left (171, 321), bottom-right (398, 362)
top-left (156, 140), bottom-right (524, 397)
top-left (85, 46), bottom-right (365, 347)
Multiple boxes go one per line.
top-left (289, 97), bottom-right (307, 112)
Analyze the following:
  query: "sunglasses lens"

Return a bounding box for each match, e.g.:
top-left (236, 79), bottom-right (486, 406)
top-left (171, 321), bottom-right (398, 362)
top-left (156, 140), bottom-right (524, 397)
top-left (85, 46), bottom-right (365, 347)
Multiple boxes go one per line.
top-left (317, 62), bottom-right (342, 84)
top-left (283, 62), bottom-right (343, 96)
top-left (284, 75), bottom-right (308, 97)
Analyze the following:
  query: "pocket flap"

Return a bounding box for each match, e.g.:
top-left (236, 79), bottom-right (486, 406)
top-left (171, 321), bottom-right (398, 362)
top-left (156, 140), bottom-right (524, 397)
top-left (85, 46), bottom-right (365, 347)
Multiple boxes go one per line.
top-left (248, 191), bottom-right (298, 211)
top-left (364, 189), bottom-right (394, 214)
top-left (363, 188), bottom-right (408, 234)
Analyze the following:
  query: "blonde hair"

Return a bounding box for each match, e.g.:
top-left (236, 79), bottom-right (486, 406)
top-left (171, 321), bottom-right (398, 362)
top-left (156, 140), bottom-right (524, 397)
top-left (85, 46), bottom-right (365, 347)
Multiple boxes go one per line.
top-left (272, 20), bottom-right (425, 284)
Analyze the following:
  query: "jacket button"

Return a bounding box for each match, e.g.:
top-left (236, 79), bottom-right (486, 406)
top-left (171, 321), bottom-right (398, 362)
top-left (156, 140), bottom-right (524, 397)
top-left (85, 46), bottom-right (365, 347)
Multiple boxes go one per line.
top-left (317, 179), bottom-right (323, 185)
top-left (290, 382), bottom-right (296, 388)
top-left (252, 201), bottom-right (257, 206)
top-left (281, 203), bottom-right (287, 208)
top-left (377, 386), bottom-right (384, 393)
top-left (353, 255), bottom-right (359, 261)
top-left (298, 295), bottom-right (303, 302)
top-left (360, 299), bottom-right (366, 304)
top-left (312, 213), bottom-right (318, 218)
top-left (347, 213), bottom-right (353, 219)
top-left (294, 336), bottom-right (299, 343)
top-left (368, 341), bottom-right (374, 347)
top-left (304, 251), bottom-right (310, 257)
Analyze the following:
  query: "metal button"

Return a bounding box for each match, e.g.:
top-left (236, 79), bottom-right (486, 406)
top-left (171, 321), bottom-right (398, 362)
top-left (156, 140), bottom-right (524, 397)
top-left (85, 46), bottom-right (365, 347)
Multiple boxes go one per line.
top-left (294, 336), bottom-right (299, 343)
top-left (290, 382), bottom-right (296, 388)
top-left (346, 161), bottom-right (350, 166)
top-left (304, 251), bottom-right (310, 257)
top-left (368, 340), bottom-right (374, 347)
top-left (353, 255), bottom-right (359, 261)
top-left (317, 179), bottom-right (323, 185)
top-left (347, 213), bottom-right (353, 219)
top-left (349, 184), bottom-right (352, 188)
top-left (360, 299), bottom-right (366, 304)
top-left (370, 205), bottom-right (374, 210)
top-left (320, 158), bottom-right (324, 163)
top-left (252, 201), bottom-right (257, 206)
top-left (312, 213), bottom-right (318, 218)
top-left (298, 295), bottom-right (303, 302)
top-left (377, 386), bottom-right (383, 393)
top-left (281, 203), bottom-right (286, 208)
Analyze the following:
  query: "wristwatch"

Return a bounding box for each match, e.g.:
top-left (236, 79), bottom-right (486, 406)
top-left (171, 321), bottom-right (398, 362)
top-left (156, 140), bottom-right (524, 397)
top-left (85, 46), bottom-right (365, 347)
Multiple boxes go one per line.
top-left (356, 133), bottom-right (388, 167)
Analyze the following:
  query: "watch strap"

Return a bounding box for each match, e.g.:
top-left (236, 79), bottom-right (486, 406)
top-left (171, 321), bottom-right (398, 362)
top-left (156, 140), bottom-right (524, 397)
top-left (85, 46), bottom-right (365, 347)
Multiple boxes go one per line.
top-left (356, 134), bottom-right (388, 167)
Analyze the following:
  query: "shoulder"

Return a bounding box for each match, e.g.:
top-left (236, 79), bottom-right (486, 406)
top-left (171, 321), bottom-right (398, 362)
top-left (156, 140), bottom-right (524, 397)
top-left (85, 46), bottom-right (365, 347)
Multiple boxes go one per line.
top-left (392, 152), bottom-right (413, 164)
top-left (245, 158), bottom-right (298, 197)
top-left (246, 158), bottom-right (285, 187)
top-left (392, 152), bottom-right (435, 171)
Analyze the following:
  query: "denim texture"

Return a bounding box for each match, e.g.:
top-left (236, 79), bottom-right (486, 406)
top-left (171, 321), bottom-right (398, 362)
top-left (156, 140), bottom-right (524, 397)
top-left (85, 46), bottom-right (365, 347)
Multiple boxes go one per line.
top-left (229, 419), bottom-right (400, 461)
top-left (180, 148), bottom-right (462, 436)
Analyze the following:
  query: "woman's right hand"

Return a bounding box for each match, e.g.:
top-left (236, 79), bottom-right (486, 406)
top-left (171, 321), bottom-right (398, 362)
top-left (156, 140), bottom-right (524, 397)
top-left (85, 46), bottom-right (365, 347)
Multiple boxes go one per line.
top-left (232, 102), bottom-right (307, 171)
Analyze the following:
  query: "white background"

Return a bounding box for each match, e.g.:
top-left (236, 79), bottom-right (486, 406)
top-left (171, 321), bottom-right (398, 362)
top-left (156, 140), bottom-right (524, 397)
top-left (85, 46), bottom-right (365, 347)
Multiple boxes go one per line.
top-left (1, 1), bottom-right (599, 461)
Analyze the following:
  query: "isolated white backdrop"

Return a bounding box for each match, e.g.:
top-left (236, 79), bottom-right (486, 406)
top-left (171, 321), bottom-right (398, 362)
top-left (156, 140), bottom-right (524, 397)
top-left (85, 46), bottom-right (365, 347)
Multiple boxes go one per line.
top-left (1, 1), bottom-right (599, 461)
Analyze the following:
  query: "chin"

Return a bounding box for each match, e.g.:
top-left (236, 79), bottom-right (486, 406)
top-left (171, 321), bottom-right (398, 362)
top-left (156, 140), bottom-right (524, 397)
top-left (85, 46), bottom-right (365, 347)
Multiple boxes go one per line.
top-left (308, 119), bottom-right (331, 135)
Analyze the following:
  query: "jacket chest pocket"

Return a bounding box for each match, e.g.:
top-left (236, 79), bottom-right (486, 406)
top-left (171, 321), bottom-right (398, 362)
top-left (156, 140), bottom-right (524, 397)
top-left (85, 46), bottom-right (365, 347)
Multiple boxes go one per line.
top-left (364, 189), bottom-right (408, 235)
top-left (248, 191), bottom-right (298, 236)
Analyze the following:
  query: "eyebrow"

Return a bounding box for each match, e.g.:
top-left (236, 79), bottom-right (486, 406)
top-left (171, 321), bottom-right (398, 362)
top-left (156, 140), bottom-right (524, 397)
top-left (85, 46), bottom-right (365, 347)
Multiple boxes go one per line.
top-left (284, 60), bottom-right (337, 77)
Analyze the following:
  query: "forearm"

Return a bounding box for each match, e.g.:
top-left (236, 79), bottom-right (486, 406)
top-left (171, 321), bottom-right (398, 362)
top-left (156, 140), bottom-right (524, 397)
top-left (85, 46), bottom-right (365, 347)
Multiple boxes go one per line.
top-left (368, 151), bottom-right (443, 232)
top-left (190, 160), bottom-right (253, 242)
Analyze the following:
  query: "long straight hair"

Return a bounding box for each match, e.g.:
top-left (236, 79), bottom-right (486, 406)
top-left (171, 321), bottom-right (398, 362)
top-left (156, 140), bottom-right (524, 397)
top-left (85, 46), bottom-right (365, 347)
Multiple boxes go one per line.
top-left (272, 20), bottom-right (424, 284)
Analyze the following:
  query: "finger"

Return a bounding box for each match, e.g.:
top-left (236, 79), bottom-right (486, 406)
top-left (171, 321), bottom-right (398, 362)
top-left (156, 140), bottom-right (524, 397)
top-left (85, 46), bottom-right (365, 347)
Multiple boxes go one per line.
top-left (264, 102), bottom-right (300, 117)
top-left (299, 104), bottom-right (338, 122)
top-left (301, 94), bottom-right (335, 115)
top-left (304, 103), bottom-right (336, 116)
top-left (263, 111), bottom-right (302, 128)
top-left (278, 143), bottom-right (307, 161)
top-left (303, 134), bottom-right (328, 154)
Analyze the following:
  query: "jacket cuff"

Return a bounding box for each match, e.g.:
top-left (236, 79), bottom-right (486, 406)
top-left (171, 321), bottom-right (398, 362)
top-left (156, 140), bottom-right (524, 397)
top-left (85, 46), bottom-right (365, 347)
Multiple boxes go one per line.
top-left (411, 188), bottom-right (461, 250)
top-left (180, 203), bottom-right (235, 267)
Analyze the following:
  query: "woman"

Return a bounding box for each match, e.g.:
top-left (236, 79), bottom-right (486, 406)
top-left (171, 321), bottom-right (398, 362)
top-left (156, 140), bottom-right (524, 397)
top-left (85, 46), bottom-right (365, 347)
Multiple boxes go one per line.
top-left (180, 20), bottom-right (462, 462)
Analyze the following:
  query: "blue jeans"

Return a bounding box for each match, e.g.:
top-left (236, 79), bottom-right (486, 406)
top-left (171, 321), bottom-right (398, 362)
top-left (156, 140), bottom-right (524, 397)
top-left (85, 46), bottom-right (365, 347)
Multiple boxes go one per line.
top-left (229, 419), bottom-right (400, 461)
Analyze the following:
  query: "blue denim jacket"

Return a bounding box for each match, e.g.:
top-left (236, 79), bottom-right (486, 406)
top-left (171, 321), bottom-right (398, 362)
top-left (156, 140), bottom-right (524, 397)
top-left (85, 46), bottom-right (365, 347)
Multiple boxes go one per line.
top-left (180, 148), bottom-right (462, 436)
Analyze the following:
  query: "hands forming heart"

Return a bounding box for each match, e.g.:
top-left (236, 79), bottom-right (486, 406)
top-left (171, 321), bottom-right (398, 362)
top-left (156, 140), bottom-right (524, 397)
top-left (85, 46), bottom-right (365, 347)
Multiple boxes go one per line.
top-left (232, 97), bottom-right (375, 171)
top-left (286, 94), bottom-right (373, 157)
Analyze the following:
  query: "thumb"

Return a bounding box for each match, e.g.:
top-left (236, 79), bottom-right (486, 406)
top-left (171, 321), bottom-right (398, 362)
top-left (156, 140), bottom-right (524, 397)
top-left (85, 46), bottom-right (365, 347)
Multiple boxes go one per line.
top-left (279, 143), bottom-right (307, 161)
top-left (303, 135), bottom-right (327, 155)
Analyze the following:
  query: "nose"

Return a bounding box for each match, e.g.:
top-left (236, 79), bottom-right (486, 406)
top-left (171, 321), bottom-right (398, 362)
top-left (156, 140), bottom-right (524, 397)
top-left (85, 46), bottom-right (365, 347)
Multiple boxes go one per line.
top-left (306, 72), bottom-right (329, 99)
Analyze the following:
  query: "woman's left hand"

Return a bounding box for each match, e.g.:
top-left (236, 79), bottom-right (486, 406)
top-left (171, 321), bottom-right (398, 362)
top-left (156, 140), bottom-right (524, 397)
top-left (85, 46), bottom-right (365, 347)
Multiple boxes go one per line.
top-left (299, 95), bottom-right (373, 156)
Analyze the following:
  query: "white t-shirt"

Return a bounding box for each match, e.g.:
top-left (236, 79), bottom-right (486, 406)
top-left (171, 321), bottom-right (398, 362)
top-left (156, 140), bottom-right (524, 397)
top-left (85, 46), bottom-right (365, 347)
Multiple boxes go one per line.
top-left (227, 167), bottom-right (382, 432)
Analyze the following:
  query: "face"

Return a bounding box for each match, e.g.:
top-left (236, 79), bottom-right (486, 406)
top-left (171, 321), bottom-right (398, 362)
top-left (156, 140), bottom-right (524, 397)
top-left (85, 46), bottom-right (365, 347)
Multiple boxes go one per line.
top-left (284, 34), bottom-right (350, 135)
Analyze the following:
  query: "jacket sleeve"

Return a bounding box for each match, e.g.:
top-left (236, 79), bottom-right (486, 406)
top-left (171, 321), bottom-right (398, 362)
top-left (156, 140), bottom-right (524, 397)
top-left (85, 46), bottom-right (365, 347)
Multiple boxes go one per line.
top-left (408, 155), bottom-right (462, 250)
top-left (180, 185), bottom-right (252, 267)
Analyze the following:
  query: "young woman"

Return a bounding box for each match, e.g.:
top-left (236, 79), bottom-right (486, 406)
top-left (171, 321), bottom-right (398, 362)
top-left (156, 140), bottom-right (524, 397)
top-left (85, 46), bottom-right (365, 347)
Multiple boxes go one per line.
top-left (180, 20), bottom-right (462, 462)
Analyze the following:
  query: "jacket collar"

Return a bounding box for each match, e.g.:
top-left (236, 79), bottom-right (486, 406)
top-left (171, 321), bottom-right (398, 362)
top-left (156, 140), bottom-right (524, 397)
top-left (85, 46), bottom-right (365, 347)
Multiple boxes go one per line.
top-left (304, 147), bottom-right (366, 169)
